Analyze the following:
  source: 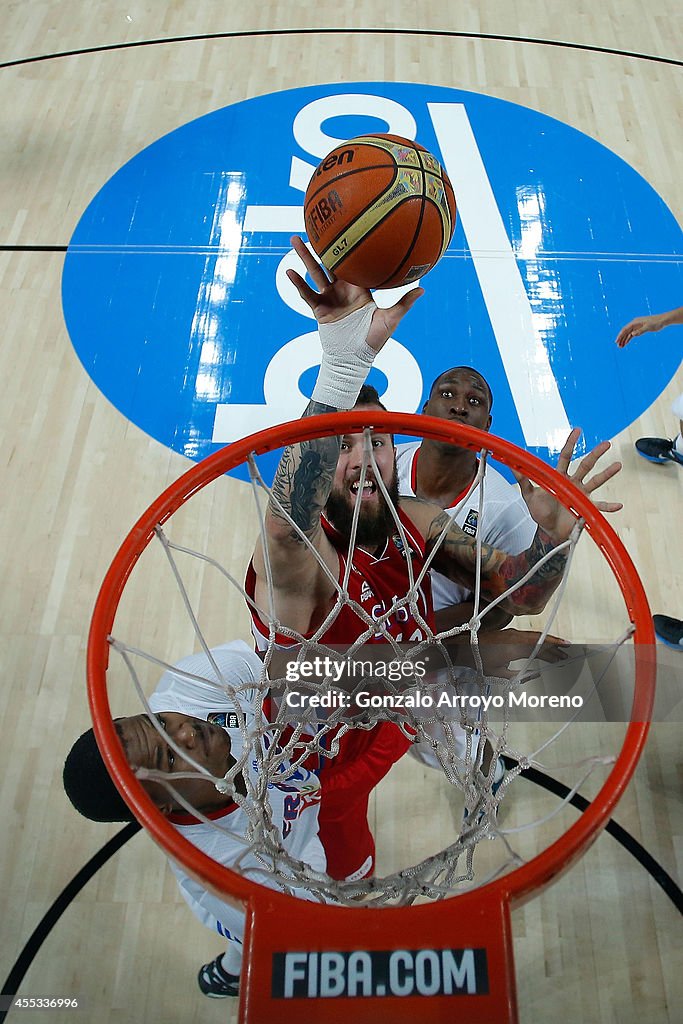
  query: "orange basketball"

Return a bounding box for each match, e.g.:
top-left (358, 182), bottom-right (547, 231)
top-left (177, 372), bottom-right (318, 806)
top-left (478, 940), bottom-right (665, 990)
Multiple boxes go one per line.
top-left (303, 133), bottom-right (456, 290)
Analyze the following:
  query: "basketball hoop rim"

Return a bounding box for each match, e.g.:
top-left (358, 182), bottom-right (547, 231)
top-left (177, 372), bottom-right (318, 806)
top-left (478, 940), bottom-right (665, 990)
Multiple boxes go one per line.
top-left (88, 411), bottom-right (655, 915)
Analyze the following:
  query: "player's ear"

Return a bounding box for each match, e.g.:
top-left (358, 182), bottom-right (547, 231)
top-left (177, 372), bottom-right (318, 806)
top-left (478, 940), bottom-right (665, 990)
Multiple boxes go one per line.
top-left (485, 414), bottom-right (492, 430)
top-left (140, 779), bottom-right (175, 816)
top-left (151, 792), bottom-right (175, 816)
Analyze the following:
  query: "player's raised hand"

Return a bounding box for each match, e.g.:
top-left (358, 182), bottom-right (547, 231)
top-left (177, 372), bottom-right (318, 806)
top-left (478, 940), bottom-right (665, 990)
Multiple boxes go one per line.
top-left (516, 428), bottom-right (623, 543)
top-left (614, 311), bottom-right (674, 347)
top-left (286, 235), bottom-right (369, 321)
top-left (286, 235), bottom-right (423, 355)
top-left (615, 315), bottom-right (649, 348)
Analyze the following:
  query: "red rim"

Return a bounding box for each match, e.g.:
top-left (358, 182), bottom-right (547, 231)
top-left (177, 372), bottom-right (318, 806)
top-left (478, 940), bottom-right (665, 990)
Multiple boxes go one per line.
top-left (88, 412), bottom-right (655, 914)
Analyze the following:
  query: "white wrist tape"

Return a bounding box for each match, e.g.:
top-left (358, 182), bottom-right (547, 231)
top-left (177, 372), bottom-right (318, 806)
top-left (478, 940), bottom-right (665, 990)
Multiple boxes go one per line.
top-left (312, 302), bottom-right (377, 410)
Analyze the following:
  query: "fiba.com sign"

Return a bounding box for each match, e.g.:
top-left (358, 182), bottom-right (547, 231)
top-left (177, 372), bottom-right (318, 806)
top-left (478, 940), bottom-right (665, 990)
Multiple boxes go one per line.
top-left (272, 947), bottom-right (489, 999)
top-left (62, 82), bottom-right (682, 473)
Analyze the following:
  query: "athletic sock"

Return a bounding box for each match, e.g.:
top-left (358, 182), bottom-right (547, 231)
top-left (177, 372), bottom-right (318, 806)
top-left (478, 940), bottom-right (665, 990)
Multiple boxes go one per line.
top-left (221, 944), bottom-right (242, 976)
top-left (674, 433), bottom-right (683, 457)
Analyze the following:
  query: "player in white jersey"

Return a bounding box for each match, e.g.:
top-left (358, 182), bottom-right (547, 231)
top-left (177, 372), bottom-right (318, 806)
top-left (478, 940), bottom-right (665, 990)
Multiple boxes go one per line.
top-left (395, 365), bottom-right (536, 629)
top-left (63, 640), bottom-right (324, 1000)
top-left (395, 367), bottom-right (558, 776)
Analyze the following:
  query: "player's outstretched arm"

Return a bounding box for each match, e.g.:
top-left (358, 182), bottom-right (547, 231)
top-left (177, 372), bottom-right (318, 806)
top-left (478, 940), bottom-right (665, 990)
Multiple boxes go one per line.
top-left (421, 513), bottom-right (568, 616)
top-left (255, 236), bottom-right (422, 591)
top-left (615, 305), bottom-right (683, 348)
top-left (411, 427), bottom-right (622, 615)
top-left (494, 428), bottom-right (621, 612)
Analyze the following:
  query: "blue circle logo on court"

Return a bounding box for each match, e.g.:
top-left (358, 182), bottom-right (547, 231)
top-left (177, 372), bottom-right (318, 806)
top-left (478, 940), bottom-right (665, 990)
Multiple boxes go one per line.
top-left (62, 82), bottom-right (682, 479)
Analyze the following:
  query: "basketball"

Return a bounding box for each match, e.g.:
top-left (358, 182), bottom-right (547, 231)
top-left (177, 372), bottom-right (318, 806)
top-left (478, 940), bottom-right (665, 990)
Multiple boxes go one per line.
top-left (303, 133), bottom-right (457, 290)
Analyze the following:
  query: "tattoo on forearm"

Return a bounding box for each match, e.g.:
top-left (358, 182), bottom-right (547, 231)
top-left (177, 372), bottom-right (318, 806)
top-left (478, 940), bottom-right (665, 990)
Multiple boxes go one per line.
top-left (497, 530), bottom-right (568, 609)
top-left (268, 400), bottom-right (341, 542)
top-left (427, 515), bottom-right (568, 613)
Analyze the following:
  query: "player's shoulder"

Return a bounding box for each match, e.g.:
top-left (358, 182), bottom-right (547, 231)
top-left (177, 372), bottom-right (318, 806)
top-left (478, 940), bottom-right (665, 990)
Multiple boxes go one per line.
top-left (395, 439), bottom-right (420, 460)
top-left (208, 640), bottom-right (264, 678)
top-left (150, 640), bottom-right (264, 710)
top-left (395, 440), bottom-right (420, 487)
top-left (397, 494), bottom-right (441, 536)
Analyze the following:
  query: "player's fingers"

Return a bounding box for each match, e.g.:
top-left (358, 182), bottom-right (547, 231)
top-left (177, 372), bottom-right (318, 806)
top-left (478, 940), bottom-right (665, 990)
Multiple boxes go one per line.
top-left (386, 286), bottom-right (424, 329)
top-left (593, 458), bottom-right (622, 485)
top-left (615, 319), bottom-right (636, 345)
top-left (539, 634), bottom-right (571, 660)
top-left (290, 235), bottom-right (330, 289)
top-left (511, 471), bottom-right (535, 500)
top-left (577, 464), bottom-right (626, 495)
top-left (569, 440), bottom-right (612, 483)
top-left (545, 632), bottom-right (570, 645)
top-left (285, 268), bottom-right (320, 308)
top-left (577, 457), bottom-right (622, 492)
top-left (593, 500), bottom-right (623, 513)
top-left (537, 645), bottom-right (569, 663)
top-left (506, 631), bottom-right (569, 663)
top-left (556, 427), bottom-right (582, 475)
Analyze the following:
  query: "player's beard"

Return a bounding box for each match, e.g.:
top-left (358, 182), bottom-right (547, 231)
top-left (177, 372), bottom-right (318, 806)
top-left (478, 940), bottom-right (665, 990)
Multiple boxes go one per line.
top-left (325, 467), bottom-right (400, 550)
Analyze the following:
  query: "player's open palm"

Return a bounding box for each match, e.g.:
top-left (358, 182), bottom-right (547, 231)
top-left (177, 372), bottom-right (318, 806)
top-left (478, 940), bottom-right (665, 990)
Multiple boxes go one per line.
top-left (516, 428), bottom-right (623, 543)
top-left (286, 235), bottom-right (422, 355)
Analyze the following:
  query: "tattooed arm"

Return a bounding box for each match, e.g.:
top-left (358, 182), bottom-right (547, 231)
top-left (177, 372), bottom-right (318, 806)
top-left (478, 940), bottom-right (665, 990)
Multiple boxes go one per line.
top-left (424, 511), bottom-right (568, 615)
top-left (266, 399), bottom-right (341, 545)
top-left (405, 429), bottom-right (622, 616)
top-left (250, 401), bottom-right (344, 635)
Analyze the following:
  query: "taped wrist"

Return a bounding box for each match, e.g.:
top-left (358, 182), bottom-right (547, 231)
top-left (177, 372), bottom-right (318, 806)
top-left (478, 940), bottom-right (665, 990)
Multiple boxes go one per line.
top-left (312, 302), bottom-right (377, 410)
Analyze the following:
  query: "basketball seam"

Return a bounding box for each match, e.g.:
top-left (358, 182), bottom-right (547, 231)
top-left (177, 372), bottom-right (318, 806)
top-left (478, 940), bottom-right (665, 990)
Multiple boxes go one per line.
top-left (304, 163), bottom-right (399, 211)
top-left (375, 150), bottom-right (430, 288)
top-left (327, 203), bottom-right (418, 282)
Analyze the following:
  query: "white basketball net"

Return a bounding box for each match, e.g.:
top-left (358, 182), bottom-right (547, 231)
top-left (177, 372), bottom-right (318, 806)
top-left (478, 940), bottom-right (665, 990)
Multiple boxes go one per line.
top-left (106, 421), bottom-right (636, 907)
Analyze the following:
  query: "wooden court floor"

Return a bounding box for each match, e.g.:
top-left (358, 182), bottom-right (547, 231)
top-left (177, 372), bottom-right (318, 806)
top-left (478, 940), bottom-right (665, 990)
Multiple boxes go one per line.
top-left (1, 4), bottom-right (681, 1023)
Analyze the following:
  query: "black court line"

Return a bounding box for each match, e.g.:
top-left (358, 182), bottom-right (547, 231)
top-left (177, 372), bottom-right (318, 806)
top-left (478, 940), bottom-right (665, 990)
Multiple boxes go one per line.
top-left (0, 28), bottom-right (681, 72)
top-left (1, 773), bottom-right (680, 1016)
top-left (0, 822), bottom-right (141, 1024)
top-left (502, 755), bottom-right (683, 913)
top-left (0, 246), bottom-right (67, 253)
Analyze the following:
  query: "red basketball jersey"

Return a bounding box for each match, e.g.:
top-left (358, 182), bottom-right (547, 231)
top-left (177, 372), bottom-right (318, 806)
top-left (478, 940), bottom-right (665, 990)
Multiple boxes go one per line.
top-left (245, 505), bottom-right (431, 880)
top-left (246, 505), bottom-right (434, 648)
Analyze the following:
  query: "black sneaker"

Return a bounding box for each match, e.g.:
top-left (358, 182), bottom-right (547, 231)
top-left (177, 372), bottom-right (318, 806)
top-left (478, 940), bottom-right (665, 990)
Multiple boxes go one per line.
top-left (635, 437), bottom-right (683, 465)
top-left (197, 955), bottom-right (240, 998)
top-left (653, 615), bottom-right (683, 651)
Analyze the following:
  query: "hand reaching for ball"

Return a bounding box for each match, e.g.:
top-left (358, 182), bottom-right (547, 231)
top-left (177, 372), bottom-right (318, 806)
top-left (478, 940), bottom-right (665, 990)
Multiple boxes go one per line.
top-left (286, 236), bottom-right (423, 356)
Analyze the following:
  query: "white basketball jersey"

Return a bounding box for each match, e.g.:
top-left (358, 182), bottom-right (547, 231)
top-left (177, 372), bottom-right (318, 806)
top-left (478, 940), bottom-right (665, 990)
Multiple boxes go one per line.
top-left (395, 441), bottom-right (537, 609)
top-left (148, 640), bottom-right (325, 945)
